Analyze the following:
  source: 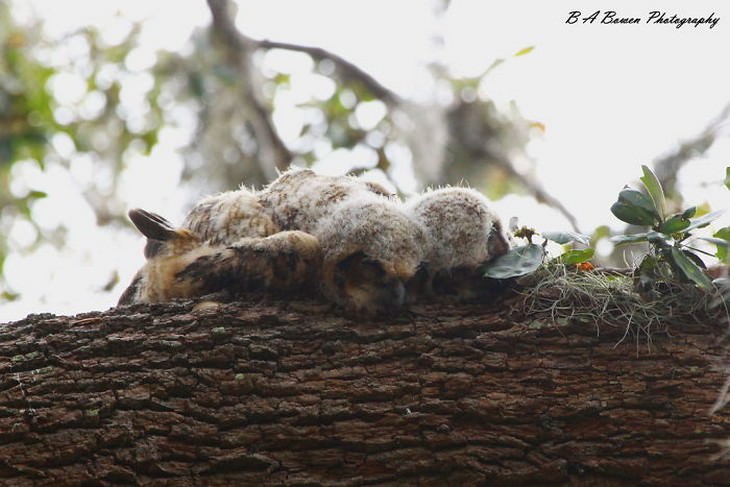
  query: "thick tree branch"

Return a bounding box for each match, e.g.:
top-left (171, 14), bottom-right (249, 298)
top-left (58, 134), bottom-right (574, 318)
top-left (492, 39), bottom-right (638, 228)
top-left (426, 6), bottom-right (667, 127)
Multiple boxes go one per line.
top-left (1, 298), bottom-right (730, 485)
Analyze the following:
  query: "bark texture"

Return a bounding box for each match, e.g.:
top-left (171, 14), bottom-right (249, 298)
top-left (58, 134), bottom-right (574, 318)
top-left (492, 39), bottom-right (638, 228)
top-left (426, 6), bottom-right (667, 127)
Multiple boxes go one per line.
top-left (1, 297), bottom-right (729, 486)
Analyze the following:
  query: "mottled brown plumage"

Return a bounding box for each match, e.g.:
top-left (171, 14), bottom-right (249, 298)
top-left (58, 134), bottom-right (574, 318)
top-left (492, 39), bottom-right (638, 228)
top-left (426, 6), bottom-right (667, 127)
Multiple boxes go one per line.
top-left (182, 187), bottom-right (280, 244)
top-left (120, 173), bottom-right (511, 313)
top-left (119, 209), bottom-right (321, 305)
top-left (258, 168), bottom-right (393, 233)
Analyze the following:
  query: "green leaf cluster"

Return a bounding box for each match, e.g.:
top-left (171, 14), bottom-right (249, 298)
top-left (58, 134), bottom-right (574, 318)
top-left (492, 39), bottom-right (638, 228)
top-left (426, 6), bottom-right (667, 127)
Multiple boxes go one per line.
top-left (485, 165), bottom-right (729, 300)
top-left (610, 165), bottom-right (728, 291)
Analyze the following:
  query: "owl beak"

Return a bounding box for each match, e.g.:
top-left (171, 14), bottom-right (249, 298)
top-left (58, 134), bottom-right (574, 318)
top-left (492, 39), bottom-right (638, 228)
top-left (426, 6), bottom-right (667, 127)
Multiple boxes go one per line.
top-left (391, 280), bottom-right (406, 308)
top-left (487, 231), bottom-right (510, 259)
top-left (376, 279), bottom-right (406, 313)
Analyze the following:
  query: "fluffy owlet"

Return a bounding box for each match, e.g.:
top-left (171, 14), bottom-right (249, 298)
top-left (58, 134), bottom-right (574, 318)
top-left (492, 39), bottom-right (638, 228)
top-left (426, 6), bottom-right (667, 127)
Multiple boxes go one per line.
top-left (259, 168), bottom-right (427, 315)
top-left (314, 198), bottom-right (429, 315)
top-left (182, 187), bottom-right (280, 244)
top-left (258, 168), bottom-right (393, 233)
top-left (118, 208), bottom-right (321, 305)
top-left (404, 187), bottom-right (511, 301)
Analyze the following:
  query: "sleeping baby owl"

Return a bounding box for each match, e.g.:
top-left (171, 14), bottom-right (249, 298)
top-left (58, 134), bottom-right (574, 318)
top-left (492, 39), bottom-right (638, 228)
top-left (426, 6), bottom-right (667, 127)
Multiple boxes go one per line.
top-left (404, 187), bottom-right (511, 301)
top-left (259, 168), bottom-right (427, 315)
top-left (118, 170), bottom-right (511, 313)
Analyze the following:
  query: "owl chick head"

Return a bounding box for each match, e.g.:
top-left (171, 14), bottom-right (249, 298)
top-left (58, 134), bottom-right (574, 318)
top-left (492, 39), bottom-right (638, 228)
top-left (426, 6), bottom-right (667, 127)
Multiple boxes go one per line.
top-left (404, 187), bottom-right (511, 301)
top-left (119, 208), bottom-right (204, 305)
top-left (406, 187), bottom-right (510, 271)
top-left (128, 208), bottom-right (201, 259)
top-left (315, 199), bottom-right (428, 316)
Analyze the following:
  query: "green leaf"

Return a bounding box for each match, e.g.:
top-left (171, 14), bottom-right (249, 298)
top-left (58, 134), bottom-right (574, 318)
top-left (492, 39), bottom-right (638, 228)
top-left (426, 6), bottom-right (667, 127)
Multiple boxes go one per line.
top-left (483, 244), bottom-right (545, 279)
top-left (693, 202), bottom-right (712, 218)
top-left (557, 248), bottom-right (594, 265)
top-left (611, 232), bottom-right (650, 245)
top-left (617, 187), bottom-right (659, 217)
top-left (610, 201), bottom-right (657, 226)
top-left (140, 131), bottom-right (159, 155)
top-left (514, 46), bottom-right (535, 57)
top-left (725, 167), bottom-right (730, 191)
top-left (611, 231), bottom-right (668, 245)
top-left (592, 225), bottom-right (611, 241)
top-left (682, 249), bottom-right (707, 270)
top-left (713, 227), bottom-right (730, 263)
top-left (1, 291), bottom-right (20, 302)
top-left (684, 209), bottom-right (726, 232)
top-left (27, 190), bottom-right (48, 200)
top-left (682, 206), bottom-right (697, 219)
top-left (541, 231), bottom-right (590, 245)
top-left (668, 247), bottom-right (712, 290)
top-left (640, 165), bottom-right (666, 221)
top-left (658, 214), bottom-right (690, 234)
top-left (273, 73), bottom-right (291, 85)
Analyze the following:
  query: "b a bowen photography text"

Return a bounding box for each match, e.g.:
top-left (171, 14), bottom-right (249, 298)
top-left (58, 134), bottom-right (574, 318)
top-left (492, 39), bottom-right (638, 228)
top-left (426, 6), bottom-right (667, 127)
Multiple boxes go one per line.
top-left (566, 10), bottom-right (720, 29)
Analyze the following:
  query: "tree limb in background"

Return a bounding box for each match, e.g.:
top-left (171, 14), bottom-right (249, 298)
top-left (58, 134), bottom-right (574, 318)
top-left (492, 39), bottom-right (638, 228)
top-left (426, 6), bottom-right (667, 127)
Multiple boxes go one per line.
top-left (255, 41), bottom-right (580, 229)
top-left (501, 159), bottom-right (581, 232)
top-left (205, 0), bottom-right (292, 185)
top-left (653, 102), bottom-right (730, 203)
top-left (445, 99), bottom-right (581, 231)
top-left (256, 39), bottom-right (402, 107)
top-left (205, 0), bottom-right (578, 230)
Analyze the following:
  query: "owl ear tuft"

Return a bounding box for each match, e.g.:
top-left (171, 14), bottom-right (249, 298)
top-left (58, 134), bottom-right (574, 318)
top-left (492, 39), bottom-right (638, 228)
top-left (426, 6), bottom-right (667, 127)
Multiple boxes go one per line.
top-left (128, 208), bottom-right (178, 241)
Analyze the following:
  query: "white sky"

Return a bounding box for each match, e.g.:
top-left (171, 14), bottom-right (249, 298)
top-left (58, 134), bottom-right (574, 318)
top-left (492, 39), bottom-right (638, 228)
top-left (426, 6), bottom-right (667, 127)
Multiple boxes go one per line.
top-left (2, 0), bottom-right (729, 322)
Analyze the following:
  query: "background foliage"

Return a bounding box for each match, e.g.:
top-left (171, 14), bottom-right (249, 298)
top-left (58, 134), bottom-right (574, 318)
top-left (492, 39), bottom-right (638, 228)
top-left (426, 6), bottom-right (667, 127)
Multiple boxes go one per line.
top-left (1, 0), bottom-right (728, 315)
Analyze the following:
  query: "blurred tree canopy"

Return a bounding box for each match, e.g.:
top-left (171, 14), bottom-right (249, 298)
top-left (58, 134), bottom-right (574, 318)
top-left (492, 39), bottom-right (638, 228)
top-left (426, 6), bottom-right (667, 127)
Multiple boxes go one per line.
top-left (1, 0), bottom-right (726, 306)
top-left (0, 0), bottom-right (555, 303)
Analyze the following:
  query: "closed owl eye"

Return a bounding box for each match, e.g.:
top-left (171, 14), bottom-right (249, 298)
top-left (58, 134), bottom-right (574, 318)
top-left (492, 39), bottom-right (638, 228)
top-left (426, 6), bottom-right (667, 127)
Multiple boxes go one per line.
top-left (486, 227), bottom-right (510, 260)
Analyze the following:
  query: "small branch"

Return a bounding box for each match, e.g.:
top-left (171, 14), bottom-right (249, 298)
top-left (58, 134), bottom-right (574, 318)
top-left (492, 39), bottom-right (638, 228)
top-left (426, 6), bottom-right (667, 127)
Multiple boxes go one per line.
top-left (653, 101), bottom-right (730, 199)
top-left (256, 39), bottom-right (402, 107)
top-left (495, 157), bottom-right (581, 232)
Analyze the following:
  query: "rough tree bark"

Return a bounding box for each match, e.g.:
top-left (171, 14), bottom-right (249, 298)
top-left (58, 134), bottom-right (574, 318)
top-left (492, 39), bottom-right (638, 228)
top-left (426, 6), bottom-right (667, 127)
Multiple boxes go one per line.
top-left (1, 297), bottom-right (729, 486)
